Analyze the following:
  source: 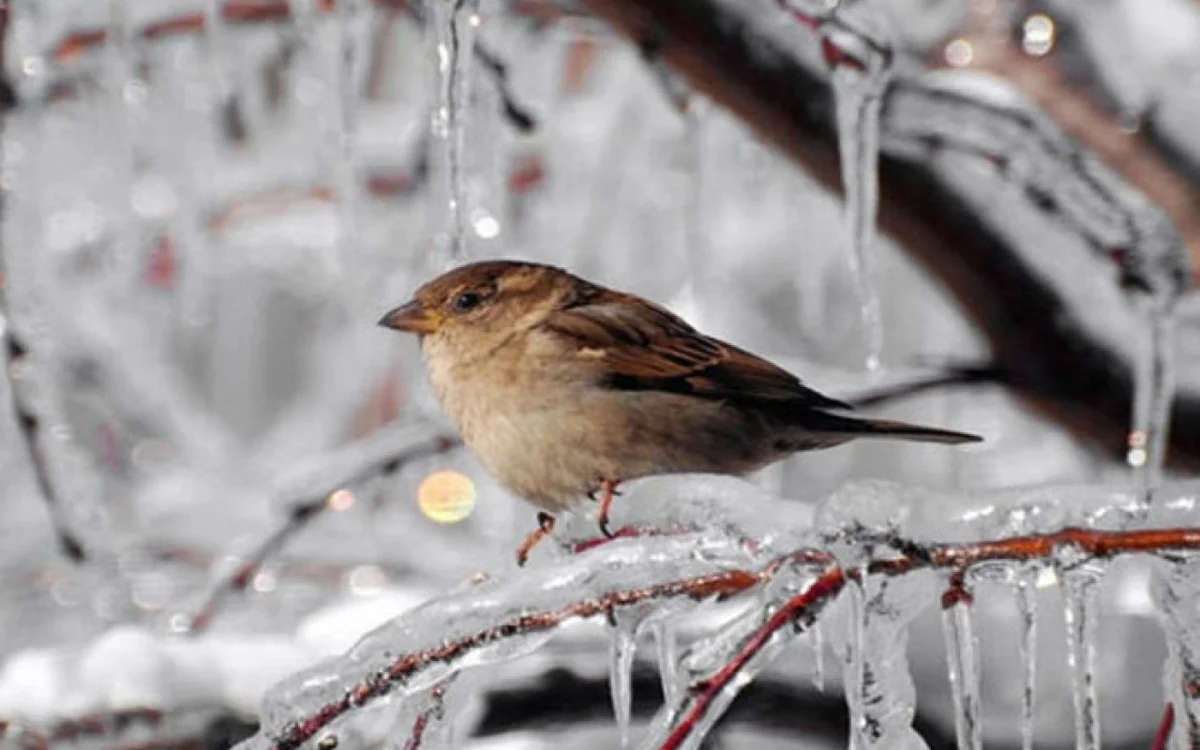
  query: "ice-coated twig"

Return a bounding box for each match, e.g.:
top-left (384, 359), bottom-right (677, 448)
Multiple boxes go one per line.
top-left (0, 706), bottom-right (187, 749)
top-left (1152, 704), bottom-right (1175, 750)
top-left (0, 322), bottom-right (87, 562)
top-left (244, 537), bottom-right (765, 750)
top-left (184, 429), bottom-right (460, 633)
top-left (395, 677), bottom-right (456, 750)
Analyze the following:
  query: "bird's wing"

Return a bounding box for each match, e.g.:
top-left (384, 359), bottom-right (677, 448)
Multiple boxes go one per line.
top-left (540, 287), bottom-right (851, 410)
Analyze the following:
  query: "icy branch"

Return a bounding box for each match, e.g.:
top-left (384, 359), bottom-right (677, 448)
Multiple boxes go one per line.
top-left (230, 476), bottom-right (1200, 750)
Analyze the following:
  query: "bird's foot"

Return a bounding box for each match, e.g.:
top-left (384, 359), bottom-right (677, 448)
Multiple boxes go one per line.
top-left (516, 512), bottom-right (556, 567)
top-left (590, 479), bottom-right (622, 539)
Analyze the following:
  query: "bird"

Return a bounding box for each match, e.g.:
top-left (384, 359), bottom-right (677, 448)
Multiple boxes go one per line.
top-left (379, 260), bottom-right (982, 564)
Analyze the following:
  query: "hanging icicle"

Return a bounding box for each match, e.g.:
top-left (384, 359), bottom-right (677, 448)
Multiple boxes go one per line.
top-left (1014, 566), bottom-right (1040, 750)
top-left (811, 621), bottom-right (826, 694)
top-left (652, 619), bottom-right (682, 707)
top-left (1152, 558), bottom-right (1200, 749)
top-left (427, 0), bottom-right (481, 266)
top-left (609, 617), bottom-right (638, 749)
top-left (334, 0), bottom-right (369, 266)
top-left (941, 576), bottom-right (983, 750)
top-left (820, 3), bottom-right (893, 373)
top-left (1062, 568), bottom-right (1103, 750)
top-left (1128, 296), bottom-right (1177, 494)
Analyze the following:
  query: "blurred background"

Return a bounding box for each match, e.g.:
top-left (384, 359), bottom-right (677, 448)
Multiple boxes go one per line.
top-left (0, 0), bottom-right (1199, 747)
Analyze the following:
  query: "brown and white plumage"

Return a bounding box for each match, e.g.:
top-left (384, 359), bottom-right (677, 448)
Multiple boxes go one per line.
top-left (380, 260), bottom-right (981, 512)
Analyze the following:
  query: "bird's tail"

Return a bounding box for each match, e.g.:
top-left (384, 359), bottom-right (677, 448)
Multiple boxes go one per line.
top-left (798, 410), bottom-right (983, 445)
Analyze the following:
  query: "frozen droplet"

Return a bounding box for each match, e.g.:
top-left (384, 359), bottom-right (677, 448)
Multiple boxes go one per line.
top-left (471, 210), bottom-right (500, 239)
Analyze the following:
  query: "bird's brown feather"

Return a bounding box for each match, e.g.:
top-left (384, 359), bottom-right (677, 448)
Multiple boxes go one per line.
top-left (542, 285), bottom-right (851, 411)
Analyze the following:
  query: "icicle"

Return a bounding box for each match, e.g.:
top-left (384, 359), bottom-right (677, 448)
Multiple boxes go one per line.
top-left (334, 0), bottom-right (369, 267)
top-left (1128, 299), bottom-right (1177, 494)
top-left (841, 579), bottom-right (868, 748)
top-left (427, 0), bottom-right (481, 265)
top-left (609, 618), bottom-right (638, 749)
top-left (652, 619), bottom-right (681, 707)
top-left (1014, 567), bottom-right (1039, 750)
top-left (680, 99), bottom-right (707, 305)
top-left (811, 621), bottom-right (826, 693)
top-left (821, 15), bottom-right (892, 373)
top-left (1062, 570), bottom-right (1103, 750)
top-left (1152, 558), bottom-right (1200, 750)
top-left (836, 571), bottom-right (933, 749)
top-left (941, 588), bottom-right (983, 750)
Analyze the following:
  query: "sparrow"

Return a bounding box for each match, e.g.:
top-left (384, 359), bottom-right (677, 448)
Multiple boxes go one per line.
top-left (379, 260), bottom-right (982, 564)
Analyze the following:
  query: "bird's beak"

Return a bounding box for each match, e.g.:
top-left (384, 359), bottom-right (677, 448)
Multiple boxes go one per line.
top-left (378, 300), bottom-right (442, 334)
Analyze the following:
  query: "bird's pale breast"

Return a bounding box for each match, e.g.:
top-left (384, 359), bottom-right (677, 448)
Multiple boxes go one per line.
top-left (424, 335), bottom-right (791, 509)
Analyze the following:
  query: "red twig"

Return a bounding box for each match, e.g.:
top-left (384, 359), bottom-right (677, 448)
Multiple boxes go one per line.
top-left (658, 566), bottom-right (846, 750)
top-left (403, 680), bottom-right (452, 750)
top-left (1152, 703), bottom-right (1174, 750)
top-left (0, 707), bottom-right (165, 750)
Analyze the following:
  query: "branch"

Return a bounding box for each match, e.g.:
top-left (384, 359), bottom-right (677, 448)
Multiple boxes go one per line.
top-left (245, 519), bottom-right (1200, 750)
top-left (261, 563), bottom-right (761, 750)
top-left (574, 0), bottom-right (1200, 469)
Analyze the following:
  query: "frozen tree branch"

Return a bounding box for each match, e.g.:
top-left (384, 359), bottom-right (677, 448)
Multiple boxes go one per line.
top-left (575, 0), bottom-right (1200, 469)
top-left (232, 476), bottom-right (1200, 750)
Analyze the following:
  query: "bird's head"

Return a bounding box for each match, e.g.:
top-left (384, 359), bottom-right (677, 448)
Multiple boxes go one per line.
top-left (378, 260), bottom-right (574, 350)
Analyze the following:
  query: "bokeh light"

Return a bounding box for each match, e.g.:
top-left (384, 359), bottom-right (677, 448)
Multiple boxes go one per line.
top-left (418, 470), bottom-right (477, 524)
top-left (944, 38), bottom-right (974, 68)
top-left (1022, 13), bottom-right (1055, 57)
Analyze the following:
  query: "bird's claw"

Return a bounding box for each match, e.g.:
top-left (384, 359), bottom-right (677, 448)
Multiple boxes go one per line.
top-left (515, 512), bottom-right (556, 567)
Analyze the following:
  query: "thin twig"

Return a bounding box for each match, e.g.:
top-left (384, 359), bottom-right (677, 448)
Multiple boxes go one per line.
top-left (1152, 703), bottom-right (1174, 750)
top-left (184, 433), bottom-right (459, 634)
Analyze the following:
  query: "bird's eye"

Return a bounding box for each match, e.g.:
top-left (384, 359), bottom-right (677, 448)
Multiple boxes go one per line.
top-left (452, 291), bottom-right (483, 312)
